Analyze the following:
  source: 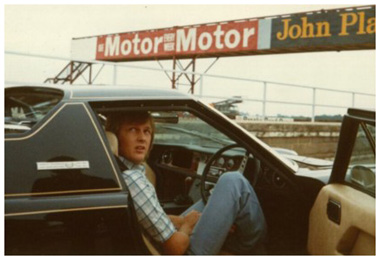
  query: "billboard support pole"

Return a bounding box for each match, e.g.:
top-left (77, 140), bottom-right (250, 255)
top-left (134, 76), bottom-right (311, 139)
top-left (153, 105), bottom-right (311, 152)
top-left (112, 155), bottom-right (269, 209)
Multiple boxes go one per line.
top-left (172, 56), bottom-right (176, 89)
top-left (89, 64), bottom-right (92, 85)
top-left (69, 61), bottom-right (74, 85)
top-left (191, 57), bottom-right (196, 94)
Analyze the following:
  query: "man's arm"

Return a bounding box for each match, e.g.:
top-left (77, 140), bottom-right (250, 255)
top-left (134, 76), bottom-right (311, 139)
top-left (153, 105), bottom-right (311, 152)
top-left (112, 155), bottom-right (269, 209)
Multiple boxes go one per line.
top-left (162, 210), bottom-right (201, 255)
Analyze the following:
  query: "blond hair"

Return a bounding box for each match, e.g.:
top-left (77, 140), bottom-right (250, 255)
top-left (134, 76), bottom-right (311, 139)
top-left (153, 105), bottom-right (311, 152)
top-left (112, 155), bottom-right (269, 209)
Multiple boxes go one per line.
top-left (106, 111), bottom-right (155, 155)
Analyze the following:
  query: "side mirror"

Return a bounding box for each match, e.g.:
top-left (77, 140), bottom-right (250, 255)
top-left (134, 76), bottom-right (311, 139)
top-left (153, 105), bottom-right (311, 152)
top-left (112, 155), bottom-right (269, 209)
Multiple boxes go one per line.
top-left (350, 165), bottom-right (375, 191)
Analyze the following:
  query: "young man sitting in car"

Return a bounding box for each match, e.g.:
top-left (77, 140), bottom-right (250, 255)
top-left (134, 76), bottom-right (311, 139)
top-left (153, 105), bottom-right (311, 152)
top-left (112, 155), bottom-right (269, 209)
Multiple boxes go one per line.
top-left (106, 111), bottom-right (266, 255)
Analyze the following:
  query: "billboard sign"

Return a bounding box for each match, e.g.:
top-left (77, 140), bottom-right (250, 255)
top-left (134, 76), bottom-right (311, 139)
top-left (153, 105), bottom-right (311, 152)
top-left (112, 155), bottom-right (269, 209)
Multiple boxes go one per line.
top-left (71, 6), bottom-right (375, 62)
top-left (95, 20), bottom-right (269, 61)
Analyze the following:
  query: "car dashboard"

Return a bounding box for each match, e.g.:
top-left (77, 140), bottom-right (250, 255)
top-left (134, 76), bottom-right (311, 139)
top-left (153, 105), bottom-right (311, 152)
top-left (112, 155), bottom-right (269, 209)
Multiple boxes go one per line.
top-left (150, 144), bottom-right (291, 192)
top-left (153, 144), bottom-right (244, 179)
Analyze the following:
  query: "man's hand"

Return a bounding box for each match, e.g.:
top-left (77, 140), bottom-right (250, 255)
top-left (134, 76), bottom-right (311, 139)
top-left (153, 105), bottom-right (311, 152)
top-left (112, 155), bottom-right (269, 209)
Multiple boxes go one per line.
top-left (163, 210), bottom-right (201, 255)
top-left (168, 210), bottom-right (201, 233)
top-left (183, 210), bottom-right (201, 231)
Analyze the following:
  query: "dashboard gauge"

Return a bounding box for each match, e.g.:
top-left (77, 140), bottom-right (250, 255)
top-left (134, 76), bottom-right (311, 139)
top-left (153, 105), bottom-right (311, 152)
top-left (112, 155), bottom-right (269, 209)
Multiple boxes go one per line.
top-left (215, 157), bottom-right (225, 167)
top-left (226, 158), bottom-right (235, 170)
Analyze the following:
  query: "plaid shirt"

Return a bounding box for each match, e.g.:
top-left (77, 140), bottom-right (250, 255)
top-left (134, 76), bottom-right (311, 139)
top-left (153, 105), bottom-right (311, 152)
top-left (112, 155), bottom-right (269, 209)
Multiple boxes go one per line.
top-left (119, 156), bottom-right (176, 243)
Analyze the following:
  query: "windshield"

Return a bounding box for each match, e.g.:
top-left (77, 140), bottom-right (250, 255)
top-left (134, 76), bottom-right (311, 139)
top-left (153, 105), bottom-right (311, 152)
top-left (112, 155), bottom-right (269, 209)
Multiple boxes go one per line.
top-left (153, 111), bottom-right (233, 149)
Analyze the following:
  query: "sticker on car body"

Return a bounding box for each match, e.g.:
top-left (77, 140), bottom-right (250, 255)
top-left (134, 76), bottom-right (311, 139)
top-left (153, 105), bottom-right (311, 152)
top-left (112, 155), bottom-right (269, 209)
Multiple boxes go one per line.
top-left (37, 161), bottom-right (90, 170)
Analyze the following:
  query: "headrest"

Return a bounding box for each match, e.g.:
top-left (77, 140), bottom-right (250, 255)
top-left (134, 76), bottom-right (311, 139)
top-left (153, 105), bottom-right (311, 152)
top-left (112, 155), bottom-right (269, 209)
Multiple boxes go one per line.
top-left (106, 131), bottom-right (119, 156)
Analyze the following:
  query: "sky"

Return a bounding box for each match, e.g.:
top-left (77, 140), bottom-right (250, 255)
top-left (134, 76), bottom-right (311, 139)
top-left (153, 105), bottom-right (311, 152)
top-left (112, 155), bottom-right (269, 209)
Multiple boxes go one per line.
top-left (2, 1), bottom-right (377, 117)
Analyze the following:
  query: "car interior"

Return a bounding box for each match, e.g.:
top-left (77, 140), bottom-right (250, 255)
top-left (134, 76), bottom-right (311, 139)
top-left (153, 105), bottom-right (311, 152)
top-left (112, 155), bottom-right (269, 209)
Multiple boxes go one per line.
top-left (99, 109), bottom-right (320, 255)
top-left (99, 106), bottom-right (375, 256)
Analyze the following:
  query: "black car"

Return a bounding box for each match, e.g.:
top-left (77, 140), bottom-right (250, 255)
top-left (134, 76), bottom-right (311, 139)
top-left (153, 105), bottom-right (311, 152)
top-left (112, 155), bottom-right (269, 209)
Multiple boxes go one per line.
top-left (4, 85), bottom-right (375, 255)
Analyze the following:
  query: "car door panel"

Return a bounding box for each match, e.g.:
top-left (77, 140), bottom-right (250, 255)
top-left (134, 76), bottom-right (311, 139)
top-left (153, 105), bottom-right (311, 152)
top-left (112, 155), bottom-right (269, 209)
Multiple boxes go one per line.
top-left (308, 184), bottom-right (375, 255)
top-left (5, 99), bottom-right (148, 255)
top-left (308, 110), bottom-right (375, 256)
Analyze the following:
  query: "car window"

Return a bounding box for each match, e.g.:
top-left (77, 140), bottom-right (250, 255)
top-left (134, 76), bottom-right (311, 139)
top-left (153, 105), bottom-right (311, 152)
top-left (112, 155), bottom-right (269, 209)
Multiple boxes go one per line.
top-left (153, 111), bottom-right (233, 149)
top-left (5, 87), bottom-right (64, 134)
top-left (345, 123), bottom-right (375, 195)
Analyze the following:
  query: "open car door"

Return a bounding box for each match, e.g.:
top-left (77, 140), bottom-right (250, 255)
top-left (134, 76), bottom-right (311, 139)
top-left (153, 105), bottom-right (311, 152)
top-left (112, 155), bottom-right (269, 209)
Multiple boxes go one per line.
top-left (308, 109), bottom-right (375, 255)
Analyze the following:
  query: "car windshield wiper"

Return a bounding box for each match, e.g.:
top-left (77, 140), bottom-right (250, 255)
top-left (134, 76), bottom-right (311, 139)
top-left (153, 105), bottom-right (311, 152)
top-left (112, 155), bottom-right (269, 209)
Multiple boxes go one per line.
top-left (159, 125), bottom-right (234, 146)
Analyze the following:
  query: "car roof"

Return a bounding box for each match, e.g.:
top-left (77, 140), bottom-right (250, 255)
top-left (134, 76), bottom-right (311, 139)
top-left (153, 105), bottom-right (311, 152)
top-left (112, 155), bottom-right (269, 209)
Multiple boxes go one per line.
top-left (5, 84), bottom-right (196, 102)
top-left (5, 84), bottom-right (300, 173)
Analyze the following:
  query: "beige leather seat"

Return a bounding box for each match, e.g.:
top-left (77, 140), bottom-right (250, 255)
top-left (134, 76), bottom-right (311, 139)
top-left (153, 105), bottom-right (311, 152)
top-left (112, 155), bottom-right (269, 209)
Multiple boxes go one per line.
top-left (105, 131), bottom-right (119, 156)
top-left (144, 163), bottom-right (156, 187)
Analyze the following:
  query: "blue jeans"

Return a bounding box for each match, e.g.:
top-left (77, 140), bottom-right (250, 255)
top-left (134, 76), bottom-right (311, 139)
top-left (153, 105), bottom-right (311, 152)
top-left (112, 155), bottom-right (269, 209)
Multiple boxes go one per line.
top-left (182, 172), bottom-right (267, 255)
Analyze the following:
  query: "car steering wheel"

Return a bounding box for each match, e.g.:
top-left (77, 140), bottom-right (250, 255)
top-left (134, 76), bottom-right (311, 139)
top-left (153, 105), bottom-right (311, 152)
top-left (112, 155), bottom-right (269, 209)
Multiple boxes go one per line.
top-left (200, 143), bottom-right (250, 204)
